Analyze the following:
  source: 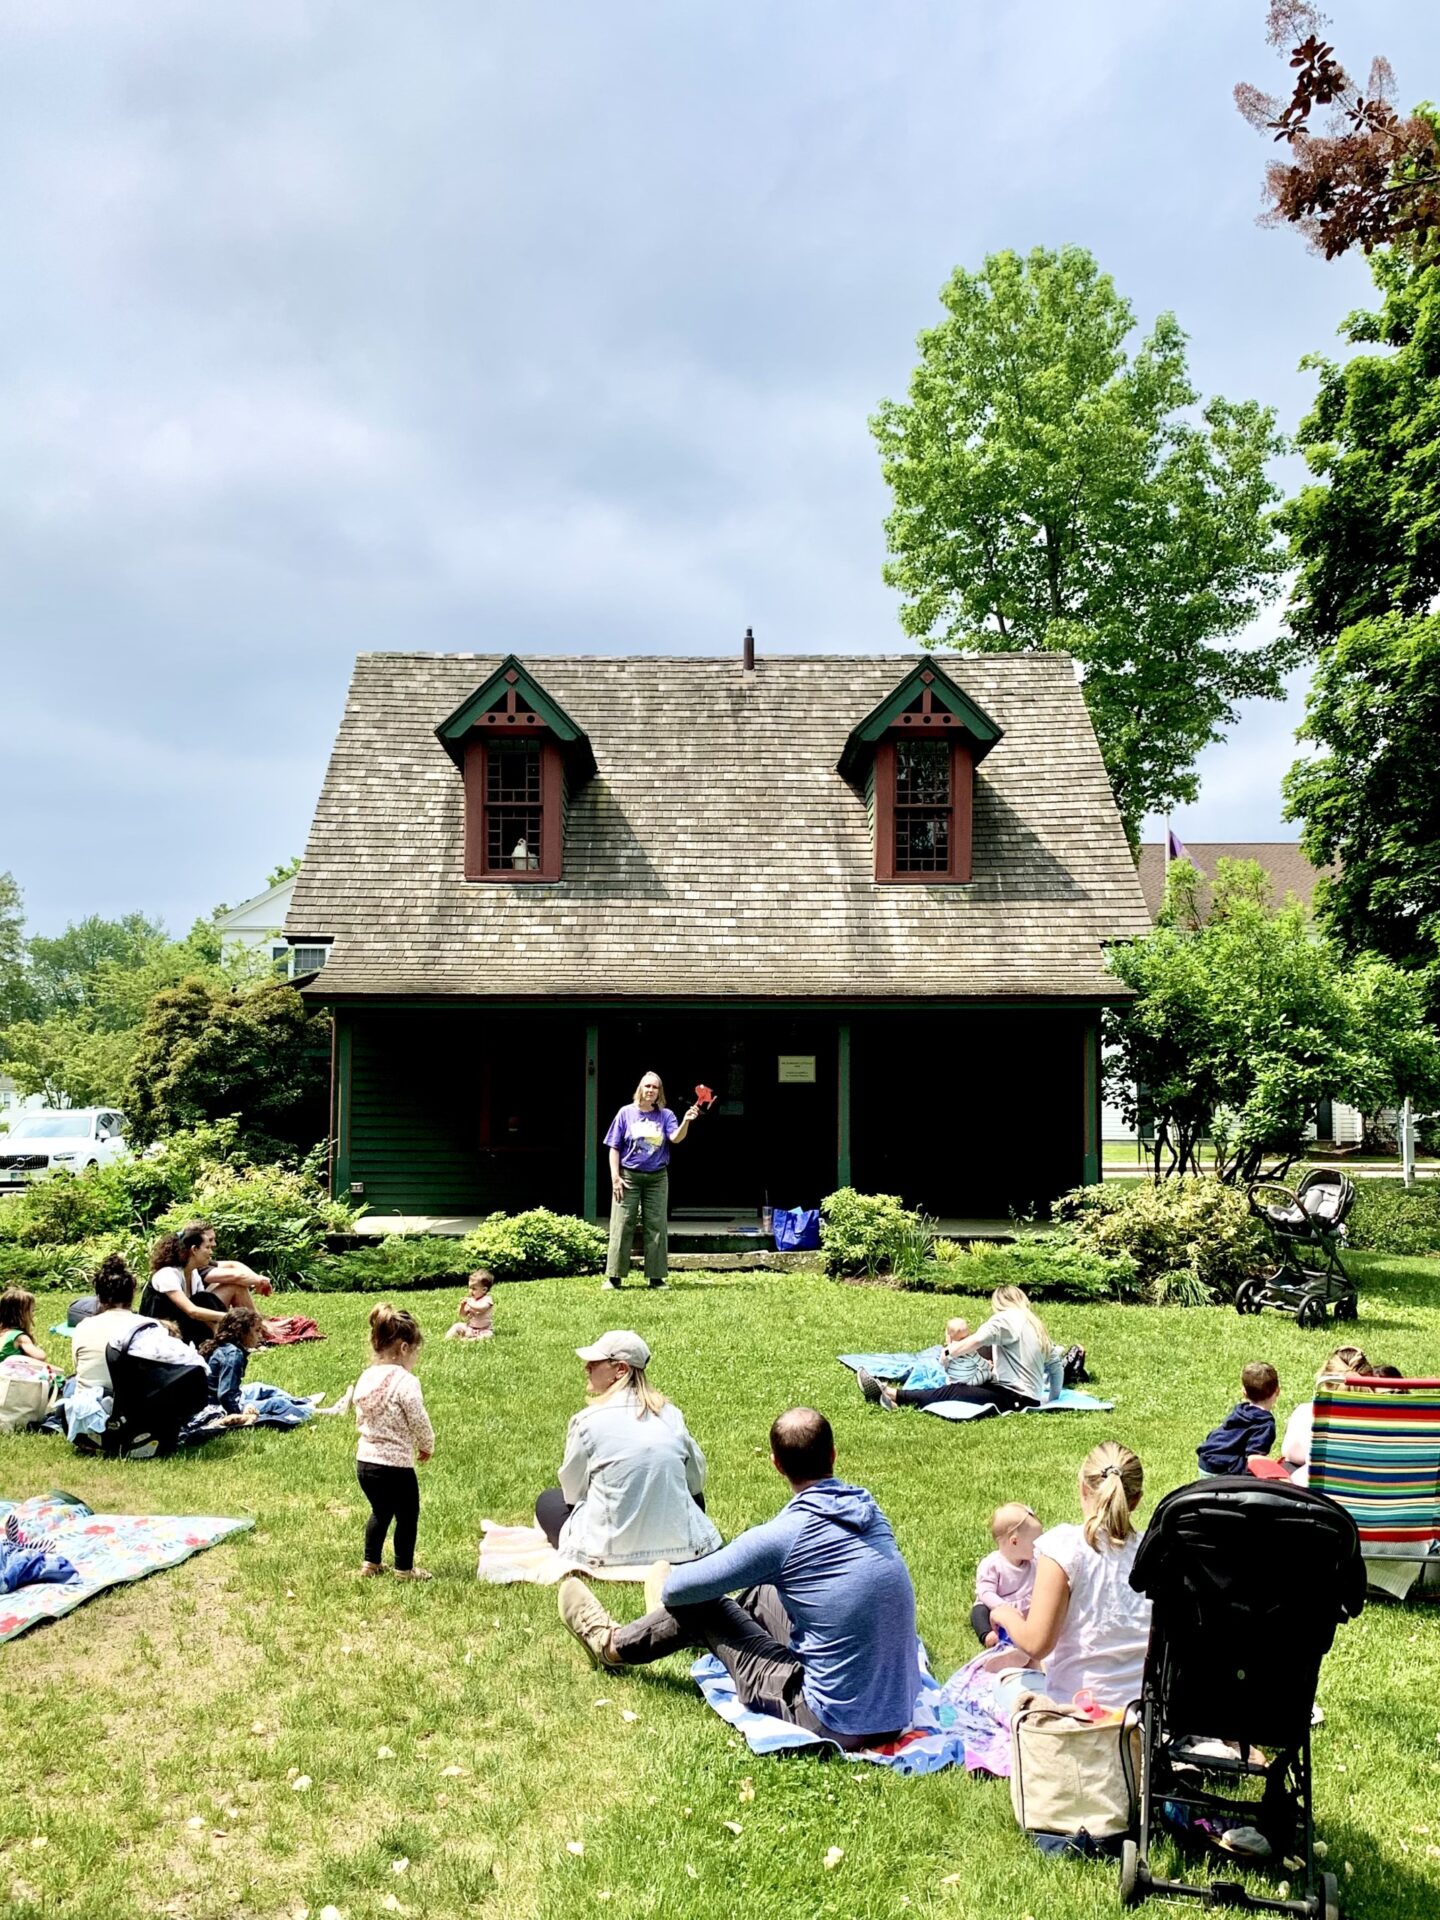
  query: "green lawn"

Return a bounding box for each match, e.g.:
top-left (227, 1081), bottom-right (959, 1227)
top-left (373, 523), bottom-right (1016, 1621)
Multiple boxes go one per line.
top-left (2, 1257), bottom-right (1439, 1920)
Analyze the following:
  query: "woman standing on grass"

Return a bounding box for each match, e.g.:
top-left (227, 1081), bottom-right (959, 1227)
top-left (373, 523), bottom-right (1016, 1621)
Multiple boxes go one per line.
top-left (602, 1071), bottom-right (701, 1290)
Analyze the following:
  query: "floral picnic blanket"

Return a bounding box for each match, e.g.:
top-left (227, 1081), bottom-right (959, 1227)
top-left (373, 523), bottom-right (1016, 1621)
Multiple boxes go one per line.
top-left (690, 1645), bottom-right (1018, 1775)
top-left (0, 1491), bottom-right (253, 1644)
top-left (836, 1355), bottom-right (1113, 1419)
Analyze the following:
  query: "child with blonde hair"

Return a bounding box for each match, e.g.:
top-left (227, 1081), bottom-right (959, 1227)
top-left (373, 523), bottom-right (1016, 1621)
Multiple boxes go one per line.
top-left (444, 1269), bottom-right (494, 1341)
top-left (354, 1304), bottom-right (435, 1579)
top-left (972, 1501), bottom-right (1043, 1645)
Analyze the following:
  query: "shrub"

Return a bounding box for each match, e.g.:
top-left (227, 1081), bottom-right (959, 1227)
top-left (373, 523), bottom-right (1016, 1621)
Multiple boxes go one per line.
top-left (1348, 1179), bottom-right (1440, 1257)
top-left (460, 1209), bottom-right (606, 1283)
top-left (311, 1237), bottom-right (475, 1293)
top-left (1057, 1175), bottom-right (1265, 1303)
top-left (921, 1234), bottom-right (1142, 1303)
top-left (819, 1189), bottom-right (918, 1277)
top-left (0, 1232), bottom-right (150, 1293)
top-left (156, 1162), bottom-right (355, 1286)
top-left (0, 1169), bottom-right (124, 1248)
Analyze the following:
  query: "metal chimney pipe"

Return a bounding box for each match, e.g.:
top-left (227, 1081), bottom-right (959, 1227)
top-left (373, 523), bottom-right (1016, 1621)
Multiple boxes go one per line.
top-left (742, 626), bottom-right (755, 671)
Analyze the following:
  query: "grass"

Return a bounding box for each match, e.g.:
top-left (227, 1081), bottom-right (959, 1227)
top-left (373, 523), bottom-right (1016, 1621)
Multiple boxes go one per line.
top-left (2, 1257), bottom-right (1439, 1920)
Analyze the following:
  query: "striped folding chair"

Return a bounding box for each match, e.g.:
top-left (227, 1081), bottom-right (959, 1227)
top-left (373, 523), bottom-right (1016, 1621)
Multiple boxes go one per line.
top-left (1310, 1378), bottom-right (1440, 1600)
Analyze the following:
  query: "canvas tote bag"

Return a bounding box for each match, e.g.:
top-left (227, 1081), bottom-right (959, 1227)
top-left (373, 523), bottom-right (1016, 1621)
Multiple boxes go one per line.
top-left (0, 1356), bottom-right (62, 1434)
top-left (1008, 1692), bottom-right (1140, 1839)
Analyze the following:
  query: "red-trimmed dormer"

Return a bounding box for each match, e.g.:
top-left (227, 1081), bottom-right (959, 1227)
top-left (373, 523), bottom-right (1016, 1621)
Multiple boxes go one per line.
top-left (838, 660), bottom-right (1003, 884)
top-left (435, 657), bottom-right (596, 882)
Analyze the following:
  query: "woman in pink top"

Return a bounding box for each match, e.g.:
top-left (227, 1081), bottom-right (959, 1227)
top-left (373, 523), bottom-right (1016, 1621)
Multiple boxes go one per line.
top-left (354, 1303), bottom-right (435, 1580)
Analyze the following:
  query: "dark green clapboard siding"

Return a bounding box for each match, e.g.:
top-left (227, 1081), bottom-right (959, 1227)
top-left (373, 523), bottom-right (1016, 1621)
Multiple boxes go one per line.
top-left (346, 1011), bottom-right (586, 1216)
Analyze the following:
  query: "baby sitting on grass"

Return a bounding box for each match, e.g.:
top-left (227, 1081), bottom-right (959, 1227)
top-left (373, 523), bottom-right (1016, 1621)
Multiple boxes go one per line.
top-left (972, 1502), bottom-right (1043, 1646)
top-left (444, 1270), bottom-right (495, 1342)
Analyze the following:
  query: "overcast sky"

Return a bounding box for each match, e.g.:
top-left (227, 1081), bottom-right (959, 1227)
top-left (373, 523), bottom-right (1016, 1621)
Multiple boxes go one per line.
top-left (3, 1), bottom-right (1427, 936)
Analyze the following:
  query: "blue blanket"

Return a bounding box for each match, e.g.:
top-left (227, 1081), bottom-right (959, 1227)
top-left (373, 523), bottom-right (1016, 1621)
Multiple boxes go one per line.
top-left (690, 1645), bottom-right (1017, 1774)
top-left (837, 1354), bottom-right (1113, 1419)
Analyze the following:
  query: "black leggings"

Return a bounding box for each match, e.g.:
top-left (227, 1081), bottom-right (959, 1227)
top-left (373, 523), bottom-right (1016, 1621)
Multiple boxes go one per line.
top-left (534, 1485), bottom-right (707, 1549)
top-left (357, 1462), bottom-right (420, 1570)
top-left (893, 1381), bottom-right (1039, 1414)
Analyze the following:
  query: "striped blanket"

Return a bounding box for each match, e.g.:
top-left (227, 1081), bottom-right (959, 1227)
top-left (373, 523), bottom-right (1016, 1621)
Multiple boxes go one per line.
top-left (1311, 1380), bottom-right (1440, 1567)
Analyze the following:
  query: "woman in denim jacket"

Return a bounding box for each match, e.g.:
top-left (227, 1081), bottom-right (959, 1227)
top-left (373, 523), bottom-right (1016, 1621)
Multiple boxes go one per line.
top-left (534, 1331), bottom-right (721, 1571)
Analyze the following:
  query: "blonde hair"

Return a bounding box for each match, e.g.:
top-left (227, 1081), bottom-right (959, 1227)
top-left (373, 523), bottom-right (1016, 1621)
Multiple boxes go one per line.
top-left (990, 1501), bottom-right (1037, 1545)
top-left (1318, 1346), bottom-right (1370, 1384)
top-left (1079, 1440), bottom-right (1143, 1551)
top-left (944, 1317), bottom-right (969, 1343)
top-left (990, 1285), bottom-right (1051, 1351)
top-left (633, 1071), bottom-right (667, 1107)
top-left (592, 1360), bottom-right (668, 1418)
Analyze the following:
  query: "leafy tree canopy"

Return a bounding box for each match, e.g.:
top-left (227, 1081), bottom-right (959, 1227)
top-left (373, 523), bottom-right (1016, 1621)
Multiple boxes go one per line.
top-left (266, 856), bottom-right (302, 888)
top-left (871, 245), bottom-right (1288, 840)
top-left (123, 977), bottom-right (330, 1157)
top-left (0, 872), bottom-right (29, 1031)
top-left (1105, 858), bottom-right (1440, 1185)
top-left (1284, 610), bottom-right (1440, 1012)
top-left (1282, 247), bottom-right (1440, 652)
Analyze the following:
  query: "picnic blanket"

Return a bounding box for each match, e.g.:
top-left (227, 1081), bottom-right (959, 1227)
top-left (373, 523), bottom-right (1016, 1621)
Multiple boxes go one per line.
top-left (476, 1521), bottom-right (649, 1585)
top-left (837, 1355), bottom-right (1112, 1419)
top-left (260, 1316), bottom-right (324, 1344)
top-left (0, 1491), bottom-right (254, 1643)
top-left (690, 1645), bottom-right (1019, 1775)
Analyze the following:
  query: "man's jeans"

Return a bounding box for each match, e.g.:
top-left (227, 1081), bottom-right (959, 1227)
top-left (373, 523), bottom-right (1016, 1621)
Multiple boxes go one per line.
top-left (611, 1584), bottom-right (897, 1750)
top-left (606, 1169), bottom-right (669, 1282)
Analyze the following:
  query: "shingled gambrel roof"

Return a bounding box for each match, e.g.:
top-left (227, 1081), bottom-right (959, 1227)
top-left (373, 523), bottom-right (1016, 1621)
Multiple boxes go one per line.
top-left (287, 651), bottom-right (1151, 1000)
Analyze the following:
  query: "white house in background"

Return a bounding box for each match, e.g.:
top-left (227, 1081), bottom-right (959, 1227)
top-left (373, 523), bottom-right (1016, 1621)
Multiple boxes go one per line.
top-left (1101, 841), bottom-right (1364, 1150)
top-left (0, 1076), bottom-right (44, 1117)
top-left (216, 875), bottom-right (329, 979)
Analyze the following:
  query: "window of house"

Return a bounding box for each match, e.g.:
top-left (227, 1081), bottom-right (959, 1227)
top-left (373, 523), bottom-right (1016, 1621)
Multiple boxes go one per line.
top-left (873, 735), bottom-right (973, 883)
top-left (291, 946), bottom-right (329, 973)
top-left (463, 734), bottom-right (563, 880)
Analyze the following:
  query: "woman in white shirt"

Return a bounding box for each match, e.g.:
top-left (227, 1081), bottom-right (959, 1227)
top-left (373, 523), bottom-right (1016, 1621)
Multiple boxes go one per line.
top-left (1280, 1346), bottom-right (1372, 1487)
top-left (139, 1226), bottom-right (227, 1343)
top-left (534, 1330), bottom-right (722, 1571)
top-left (989, 1440), bottom-right (1152, 1712)
top-left (70, 1256), bottom-right (154, 1394)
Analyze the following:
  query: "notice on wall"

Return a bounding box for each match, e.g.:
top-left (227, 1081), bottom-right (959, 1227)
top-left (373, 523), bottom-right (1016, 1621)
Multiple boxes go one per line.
top-left (777, 1055), bottom-right (817, 1084)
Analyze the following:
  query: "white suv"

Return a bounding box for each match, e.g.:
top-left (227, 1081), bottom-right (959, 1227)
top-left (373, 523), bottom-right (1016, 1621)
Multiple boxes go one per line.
top-left (0, 1108), bottom-right (131, 1189)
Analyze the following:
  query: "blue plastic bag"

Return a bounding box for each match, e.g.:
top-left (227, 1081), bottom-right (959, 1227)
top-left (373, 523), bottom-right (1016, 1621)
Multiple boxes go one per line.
top-left (772, 1206), bottom-right (820, 1251)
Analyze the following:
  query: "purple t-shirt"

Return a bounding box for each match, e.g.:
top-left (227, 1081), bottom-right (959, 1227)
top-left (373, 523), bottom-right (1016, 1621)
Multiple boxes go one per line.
top-left (605, 1103), bottom-right (679, 1173)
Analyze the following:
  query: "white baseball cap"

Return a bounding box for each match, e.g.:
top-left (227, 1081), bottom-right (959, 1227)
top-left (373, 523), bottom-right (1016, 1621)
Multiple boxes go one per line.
top-left (576, 1330), bottom-right (651, 1368)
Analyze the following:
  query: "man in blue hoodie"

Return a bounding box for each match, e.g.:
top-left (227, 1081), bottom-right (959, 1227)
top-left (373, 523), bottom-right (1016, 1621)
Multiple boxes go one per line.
top-left (557, 1407), bottom-right (920, 1748)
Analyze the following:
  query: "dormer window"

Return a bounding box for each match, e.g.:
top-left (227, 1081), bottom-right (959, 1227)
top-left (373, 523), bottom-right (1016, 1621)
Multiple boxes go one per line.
top-left (435, 656), bottom-right (597, 885)
top-left (838, 661), bottom-right (1002, 887)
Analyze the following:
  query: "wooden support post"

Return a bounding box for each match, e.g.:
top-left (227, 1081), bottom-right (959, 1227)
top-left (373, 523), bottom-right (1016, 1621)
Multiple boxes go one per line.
top-left (1082, 1015), bottom-right (1101, 1187)
top-left (332, 1010), bottom-right (353, 1200)
top-left (583, 1022), bottom-right (600, 1221)
top-left (837, 1020), bottom-right (852, 1189)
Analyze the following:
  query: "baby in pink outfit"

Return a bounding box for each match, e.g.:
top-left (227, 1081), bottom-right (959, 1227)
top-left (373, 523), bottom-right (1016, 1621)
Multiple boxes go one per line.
top-left (444, 1270), bottom-right (494, 1342)
top-left (972, 1501), bottom-right (1043, 1646)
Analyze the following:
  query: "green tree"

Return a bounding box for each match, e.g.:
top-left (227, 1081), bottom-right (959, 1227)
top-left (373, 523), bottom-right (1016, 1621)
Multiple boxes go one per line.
top-left (25, 912), bottom-right (167, 1018)
top-left (1284, 611), bottom-right (1440, 1011)
top-left (266, 856), bottom-right (302, 888)
top-left (0, 871), bottom-right (33, 1030)
top-left (871, 245), bottom-right (1289, 839)
top-left (123, 977), bottom-right (330, 1156)
top-left (1105, 859), bottom-right (1440, 1184)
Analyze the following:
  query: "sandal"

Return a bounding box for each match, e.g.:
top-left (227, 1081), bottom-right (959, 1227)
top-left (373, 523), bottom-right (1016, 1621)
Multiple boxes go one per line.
top-left (394, 1567), bottom-right (433, 1581)
top-left (359, 1562), bottom-right (385, 1577)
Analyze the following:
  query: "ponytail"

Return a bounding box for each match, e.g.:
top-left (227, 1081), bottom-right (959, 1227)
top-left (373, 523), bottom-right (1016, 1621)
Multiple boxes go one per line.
top-left (1080, 1440), bottom-right (1143, 1551)
top-left (370, 1302), bottom-right (423, 1355)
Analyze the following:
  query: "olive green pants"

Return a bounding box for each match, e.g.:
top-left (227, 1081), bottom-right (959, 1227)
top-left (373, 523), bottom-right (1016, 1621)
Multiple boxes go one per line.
top-left (606, 1170), bottom-right (669, 1282)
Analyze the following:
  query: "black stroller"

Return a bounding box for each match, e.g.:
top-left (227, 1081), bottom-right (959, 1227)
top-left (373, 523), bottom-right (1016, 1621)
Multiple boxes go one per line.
top-left (104, 1324), bottom-right (211, 1457)
top-left (1237, 1169), bottom-right (1357, 1328)
top-left (1121, 1477), bottom-right (1365, 1920)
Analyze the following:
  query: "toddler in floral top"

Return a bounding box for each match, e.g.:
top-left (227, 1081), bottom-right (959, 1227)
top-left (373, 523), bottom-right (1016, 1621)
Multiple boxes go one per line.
top-left (444, 1270), bottom-right (494, 1341)
top-left (354, 1303), bottom-right (435, 1579)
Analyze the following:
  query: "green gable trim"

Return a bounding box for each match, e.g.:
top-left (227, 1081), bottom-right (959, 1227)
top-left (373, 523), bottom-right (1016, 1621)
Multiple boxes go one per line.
top-left (838, 658), bottom-right (1003, 784)
top-left (435, 655), bottom-right (595, 770)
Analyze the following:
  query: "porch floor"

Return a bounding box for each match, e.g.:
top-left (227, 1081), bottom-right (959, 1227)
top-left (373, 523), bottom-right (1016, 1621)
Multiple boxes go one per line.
top-left (354, 1210), bottom-right (1027, 1245)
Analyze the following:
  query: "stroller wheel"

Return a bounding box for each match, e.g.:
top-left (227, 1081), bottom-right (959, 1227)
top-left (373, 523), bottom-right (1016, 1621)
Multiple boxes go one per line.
top-left (1335, 1294), bottom-right (1358, 1322)
top-left (1119, 1838), bottom-right (1147, 1908)
top-left (1235, 1278), bottom-right (1265, 1316)
top-left (1318, 1869), bottom-right (1340, 1920)
top-left (1297, 1295), bottom-right (1326, 1330)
